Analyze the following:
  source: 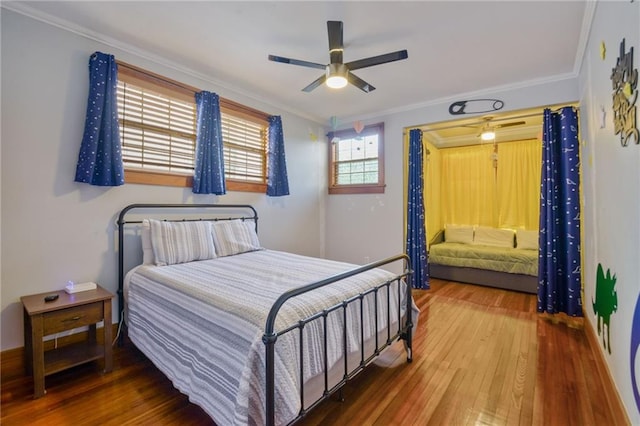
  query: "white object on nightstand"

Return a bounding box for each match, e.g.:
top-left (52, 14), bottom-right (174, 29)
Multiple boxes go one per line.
top-left (65, 281), bottom-right (98, 294)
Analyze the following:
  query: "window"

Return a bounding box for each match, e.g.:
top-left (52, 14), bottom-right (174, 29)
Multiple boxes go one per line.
top-left (116, 61), bottom-right (269, 192)
top-left (220, 109), bottom-right (267, 187)
top-left (328, 122), bottom-right (385, 194)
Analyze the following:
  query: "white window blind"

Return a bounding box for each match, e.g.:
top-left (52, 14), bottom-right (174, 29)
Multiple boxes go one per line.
top-left (117, 80), bottom-right (196, 174)
top-left (221, 113), bottom-right (266, 183)
top-left (116, 68), bottom-right (269, 189)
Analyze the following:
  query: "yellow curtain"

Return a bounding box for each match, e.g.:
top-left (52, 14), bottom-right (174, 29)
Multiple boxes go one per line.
top-left (440, 144), bottom-right (497, 226)
top-left (424, 141), bottom-right (442, 244)
top-left (496, 139), bottom-right (541, 229)
top-left (405, 129), bottom-right (542, 245)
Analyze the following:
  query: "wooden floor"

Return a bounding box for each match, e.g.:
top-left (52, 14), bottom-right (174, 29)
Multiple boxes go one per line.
top-left (1, 279), bottom-right (624, 425)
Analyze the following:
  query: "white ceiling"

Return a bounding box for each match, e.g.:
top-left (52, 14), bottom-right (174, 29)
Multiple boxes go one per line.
top-left (5, 1), bottom-right (589, 128)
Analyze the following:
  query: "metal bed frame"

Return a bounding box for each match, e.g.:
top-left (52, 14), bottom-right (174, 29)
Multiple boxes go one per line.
top-left (117, 203), bottom-right (414, 426)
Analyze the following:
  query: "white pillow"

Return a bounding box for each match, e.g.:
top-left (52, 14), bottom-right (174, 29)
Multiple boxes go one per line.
top-left (473, 226), bottom-right (515, 248)
top-left (141, 219), bottom-right (154, 265)
top-left (149, 219), bottom-right (217, 266)
top-left (516, 229), bottom-right (539, 250)
top-left (211, 219), bottom-right (261, 257)
top-left (444, 224), bottom-right (474, 244)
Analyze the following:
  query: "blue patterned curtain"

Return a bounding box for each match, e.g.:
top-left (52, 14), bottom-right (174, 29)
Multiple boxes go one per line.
top-left (406, 129), bottom-right (429, 289)
top-left (537, 106), bottom-right (582, 316)
top-left (74, 52), bottom-right (123, 186)
top-left (193, 91), bottom-right (226, 195)
top-left (266, 115), bottom-right (290, 196)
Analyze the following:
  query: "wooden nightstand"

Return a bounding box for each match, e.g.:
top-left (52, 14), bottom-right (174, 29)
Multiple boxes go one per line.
top-left (21, 285), bottom-right (114, 398)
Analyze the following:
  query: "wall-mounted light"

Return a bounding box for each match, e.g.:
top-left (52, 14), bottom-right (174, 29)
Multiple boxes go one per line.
top-left (326, 63), bottom-right (348, 89)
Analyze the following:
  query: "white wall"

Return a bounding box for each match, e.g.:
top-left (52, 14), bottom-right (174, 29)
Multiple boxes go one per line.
top-left (579, 1), bottom-right (640, 423)
top-left (0, 10), bottom-right (325, 351)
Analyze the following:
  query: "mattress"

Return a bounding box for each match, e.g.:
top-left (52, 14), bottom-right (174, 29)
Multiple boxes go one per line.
top-left (428, 242), bottom-right (538, 276)
top-left (125, 249), bottom-right (415, 425)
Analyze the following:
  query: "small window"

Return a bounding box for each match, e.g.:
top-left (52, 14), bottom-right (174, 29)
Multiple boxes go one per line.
top-left (328, 123), bottom-right (385, 194)
top-left (220, 110), bottom-right (267, 185)
top-left (116, 61), bottom-right (268, 192)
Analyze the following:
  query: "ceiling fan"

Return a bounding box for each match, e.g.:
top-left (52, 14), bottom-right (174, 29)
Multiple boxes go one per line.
top-left (268, 21), bottom-right (408, 93)
top-left (471, 116), bottom-right (526, 141)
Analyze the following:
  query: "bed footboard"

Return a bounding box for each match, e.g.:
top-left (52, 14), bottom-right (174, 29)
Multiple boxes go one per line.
top-left (263, 254), bottom-right (413, 426)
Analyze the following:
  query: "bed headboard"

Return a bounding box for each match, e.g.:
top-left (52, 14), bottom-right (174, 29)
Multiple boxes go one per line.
top-left (116, 203), bottom-right (258, 333)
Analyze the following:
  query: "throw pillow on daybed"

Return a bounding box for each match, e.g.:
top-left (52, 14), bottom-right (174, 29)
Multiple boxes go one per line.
top-left (444, 224), bottom-right (474, 244)
top-left (473, 226), bottom-right (515, 248)
top-left (516, 229), bottom-right (539, 250)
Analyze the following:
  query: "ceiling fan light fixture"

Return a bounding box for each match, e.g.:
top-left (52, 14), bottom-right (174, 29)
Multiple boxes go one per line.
top-left (325, 63), bottom-right (348, 89)
top-left (480, 127), bottom-right (496, 141)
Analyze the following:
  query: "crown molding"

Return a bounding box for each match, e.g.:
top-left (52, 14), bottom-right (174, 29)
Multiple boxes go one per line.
top-left (573, 0), bottom-right (598, 75)
top-left (1, 2), bottom-right (325, 125)
top-left (341, 72), bottom-right (578, 124)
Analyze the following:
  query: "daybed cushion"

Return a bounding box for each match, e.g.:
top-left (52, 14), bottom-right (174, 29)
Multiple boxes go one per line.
top-left (445, 224), bottom-right (474, 244)
top-left (211, 219), bottom-right (261, 257)
top-left (148, 219), bottom-right (217, 266)
top-left (516, 229), bottom-right (539, 250)
top-left (429, 242), bottom-right (538, 276)
top-left (473, 226), bottom-right (515, 248)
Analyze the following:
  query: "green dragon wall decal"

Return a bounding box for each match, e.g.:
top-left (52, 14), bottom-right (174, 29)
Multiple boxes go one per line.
top-left (593, 263), bottom-right (618, 354)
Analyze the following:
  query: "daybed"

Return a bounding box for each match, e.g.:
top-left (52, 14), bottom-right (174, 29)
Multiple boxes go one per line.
top-left (117, 204), bottom-right (417, 426)
top-left (428, 225), bottom-right (539, 294)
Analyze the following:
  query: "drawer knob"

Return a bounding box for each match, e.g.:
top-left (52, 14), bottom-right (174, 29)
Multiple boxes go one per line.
top-left (63, 316), bottom-right (83, 322)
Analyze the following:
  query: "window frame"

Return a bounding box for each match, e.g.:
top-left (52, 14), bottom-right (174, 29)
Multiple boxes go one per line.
top-left (328, 122), bottom-right (385, 195)
top-left (116, 60), bottom-right (269, 193)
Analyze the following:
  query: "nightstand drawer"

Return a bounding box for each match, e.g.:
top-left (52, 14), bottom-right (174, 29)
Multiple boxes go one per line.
top-left (43, 302), bottom-right (104, 335)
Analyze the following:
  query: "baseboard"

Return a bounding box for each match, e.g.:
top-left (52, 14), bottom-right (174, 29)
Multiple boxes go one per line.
top-left (584, 316), bottom-right (631, 425)
top-left (1, 323), bottom-right (120, 383)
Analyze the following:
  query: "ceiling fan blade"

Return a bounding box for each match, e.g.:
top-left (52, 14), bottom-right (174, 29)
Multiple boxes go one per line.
top-left (327, 21), bottom-right (343, 64)
top-left (268, 55), bottom-right (326, 70)
top-left (347, 72), bottom-right (375, 93)
top-left (496, 120), bottom-right (526, 129)
top-left (346, 50), bottom-right (408, 71)
top-left (302, 74), bottom-right (327, 92)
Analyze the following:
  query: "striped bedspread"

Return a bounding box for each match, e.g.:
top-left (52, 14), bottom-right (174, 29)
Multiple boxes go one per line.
top-left (126, 249), bottom-right (412, 425)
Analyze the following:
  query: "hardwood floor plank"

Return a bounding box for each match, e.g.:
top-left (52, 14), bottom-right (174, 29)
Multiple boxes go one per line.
top-left (1, 279), bottom-right (627, 425)
top-left (518, 326), bottom-right (538, 425)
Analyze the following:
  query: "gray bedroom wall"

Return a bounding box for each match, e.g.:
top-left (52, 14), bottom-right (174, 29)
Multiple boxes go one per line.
top-left (0, 10), bottom-right (326, 351)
